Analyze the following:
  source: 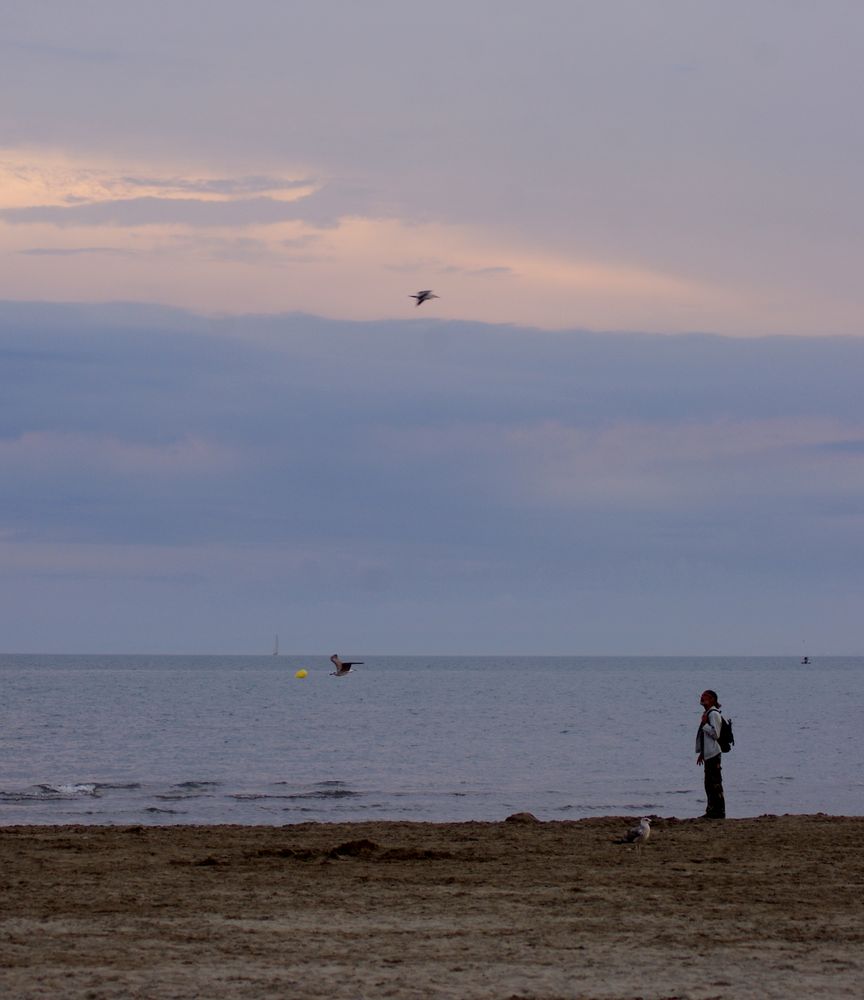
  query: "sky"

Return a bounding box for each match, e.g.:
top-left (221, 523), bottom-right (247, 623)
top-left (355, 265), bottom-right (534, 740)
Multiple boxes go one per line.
top-left (1, 2), bottom-right (863, 653)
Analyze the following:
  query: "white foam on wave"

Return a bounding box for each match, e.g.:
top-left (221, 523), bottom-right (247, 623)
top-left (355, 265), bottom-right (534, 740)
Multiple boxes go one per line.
top-left (38, 782), bottom-right (99, 797)
top-left (0, 783), bottom-right (100, 802)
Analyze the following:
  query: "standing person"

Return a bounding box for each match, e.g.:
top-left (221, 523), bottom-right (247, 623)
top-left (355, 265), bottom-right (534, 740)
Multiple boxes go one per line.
top-left (696, 689), bottom-right (726, 819)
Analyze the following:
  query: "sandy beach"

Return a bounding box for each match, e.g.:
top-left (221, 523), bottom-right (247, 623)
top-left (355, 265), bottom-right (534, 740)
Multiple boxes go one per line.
top-left (1, 814), bottom-right (862, 999)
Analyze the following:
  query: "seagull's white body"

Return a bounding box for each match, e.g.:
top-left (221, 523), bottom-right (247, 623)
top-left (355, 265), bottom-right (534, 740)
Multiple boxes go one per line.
top-left (410, 290), bottom-right (439, 306)
top-left (622, 817), bottom-right (651, 853)
top-left (626, 817), bottom-right (651, 842)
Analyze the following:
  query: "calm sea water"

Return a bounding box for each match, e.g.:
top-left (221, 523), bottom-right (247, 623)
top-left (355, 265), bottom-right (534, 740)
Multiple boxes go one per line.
top-left (1, 655), bottom-right (861, 825)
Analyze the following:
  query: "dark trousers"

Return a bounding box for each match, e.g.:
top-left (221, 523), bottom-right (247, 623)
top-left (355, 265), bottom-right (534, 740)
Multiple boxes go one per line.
top-left (704, 754), bottom-right (726, 818)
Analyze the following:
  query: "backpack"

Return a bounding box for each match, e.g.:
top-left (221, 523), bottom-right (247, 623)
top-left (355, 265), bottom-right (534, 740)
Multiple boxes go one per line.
top-left (717, 714), bottom-right (734, 753)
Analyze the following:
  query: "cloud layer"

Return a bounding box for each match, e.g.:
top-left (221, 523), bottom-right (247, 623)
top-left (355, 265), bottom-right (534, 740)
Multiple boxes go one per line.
top-left (1, 3), bottom-right (863, 651)
top-left (2, 301), bottom-right (863, 653)
top-left (2, 2), bottom-right (863, 333)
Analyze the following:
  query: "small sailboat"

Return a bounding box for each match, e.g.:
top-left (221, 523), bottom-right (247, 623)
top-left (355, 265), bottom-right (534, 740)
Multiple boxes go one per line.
top-left (273, 634), bottom-right (279, 656)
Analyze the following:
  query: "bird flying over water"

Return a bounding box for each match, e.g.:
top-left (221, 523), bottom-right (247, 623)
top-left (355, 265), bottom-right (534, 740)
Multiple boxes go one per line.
top-left (410, 290), bottom-right (439, 306)
top-left (330, 654), bottom-right (364, 677)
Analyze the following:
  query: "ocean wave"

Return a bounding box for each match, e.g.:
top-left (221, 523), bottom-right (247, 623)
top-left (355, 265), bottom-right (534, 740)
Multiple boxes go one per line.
top-left (156, 791), bottom-right (214, 801)
top-left (0, 783), bottom-right (100, 802)
top-left (230, 787), bottom-right (364, 802)
top-left (229, 793), bottom-right (294, 801)
top-left (226, 792), bottom-right (304, 802)
top-left (284, 789), bottom-right (362, 800)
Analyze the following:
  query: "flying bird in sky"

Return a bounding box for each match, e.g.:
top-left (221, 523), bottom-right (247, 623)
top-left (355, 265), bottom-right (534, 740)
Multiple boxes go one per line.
top-left (410, 290), bottom-right (439, 306)
top-left (330, 654), bottom-right (364, 677)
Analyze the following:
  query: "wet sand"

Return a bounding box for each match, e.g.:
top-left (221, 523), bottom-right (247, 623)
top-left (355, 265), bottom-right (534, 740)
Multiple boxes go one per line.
top-left (2, 814), bottom-right (863, 999)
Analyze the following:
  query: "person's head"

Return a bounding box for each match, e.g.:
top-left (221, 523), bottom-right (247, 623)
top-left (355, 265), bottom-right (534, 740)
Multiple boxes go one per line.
top-left (700, 689), bottom-right (720, 709)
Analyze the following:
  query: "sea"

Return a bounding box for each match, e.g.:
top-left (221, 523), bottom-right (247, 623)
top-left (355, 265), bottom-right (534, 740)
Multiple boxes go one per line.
top-left (1, 654), bottom-right (861, 826)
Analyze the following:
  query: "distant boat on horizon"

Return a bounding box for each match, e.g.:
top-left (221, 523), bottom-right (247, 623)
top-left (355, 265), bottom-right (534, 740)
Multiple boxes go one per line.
top-left (273, 634), bottom-right (279, 656)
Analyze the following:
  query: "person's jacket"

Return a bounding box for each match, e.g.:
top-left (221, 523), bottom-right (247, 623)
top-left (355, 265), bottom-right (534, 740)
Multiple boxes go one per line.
top-left (696, 707), bottom-right (722, 760)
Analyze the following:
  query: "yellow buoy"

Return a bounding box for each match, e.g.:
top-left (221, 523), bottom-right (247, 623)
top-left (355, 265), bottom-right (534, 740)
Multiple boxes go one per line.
top-left (295, 669), bottom-right (308, 679)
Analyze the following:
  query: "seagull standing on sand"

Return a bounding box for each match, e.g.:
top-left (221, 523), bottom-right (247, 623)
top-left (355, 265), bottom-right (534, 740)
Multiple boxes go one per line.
top-left (410, 290), bottom-right (439, 306)
top-left (615, 817), bottom-right (652, 854)
top-left (329, 654), bottom-right (364, 677)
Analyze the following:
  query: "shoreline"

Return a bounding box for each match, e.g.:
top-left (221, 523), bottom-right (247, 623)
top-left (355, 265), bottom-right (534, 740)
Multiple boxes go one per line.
top-left (3, 808), bottom-right (864, 832)
top-left (3, 809), bottom-right (864, 831)
top-left (3, 814), bottom-right (863, 998)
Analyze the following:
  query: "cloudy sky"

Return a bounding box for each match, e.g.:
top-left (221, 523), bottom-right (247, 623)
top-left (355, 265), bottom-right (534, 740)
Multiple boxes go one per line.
top-left (1, 2), bottom-right (863, 653)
